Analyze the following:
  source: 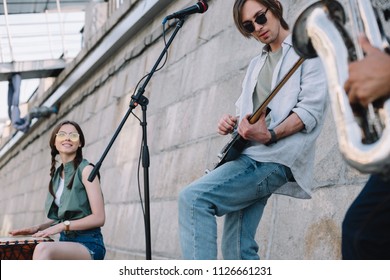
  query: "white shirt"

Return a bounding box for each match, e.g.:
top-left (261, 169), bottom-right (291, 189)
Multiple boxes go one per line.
top-left (54, 177), bottom-right (64, 206)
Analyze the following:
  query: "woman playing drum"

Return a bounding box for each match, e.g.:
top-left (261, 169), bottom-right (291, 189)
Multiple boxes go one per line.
top-left (9, 120), bottom-right (106, 260)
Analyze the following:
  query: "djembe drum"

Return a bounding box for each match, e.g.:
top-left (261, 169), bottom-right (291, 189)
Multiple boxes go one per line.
top-left (0, 236), bottom-right (54, 260)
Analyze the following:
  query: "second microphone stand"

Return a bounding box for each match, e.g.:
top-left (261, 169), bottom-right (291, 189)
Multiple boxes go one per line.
top-left (88, 18), bottom-right (187, 260)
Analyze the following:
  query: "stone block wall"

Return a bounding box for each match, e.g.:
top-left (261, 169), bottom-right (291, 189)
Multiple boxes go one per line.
top-left (1, 0), bottom-right (386, 259)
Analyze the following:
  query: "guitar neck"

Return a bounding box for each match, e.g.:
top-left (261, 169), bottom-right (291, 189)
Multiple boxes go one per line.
top-left (248, 57), bottom-right (305, 124)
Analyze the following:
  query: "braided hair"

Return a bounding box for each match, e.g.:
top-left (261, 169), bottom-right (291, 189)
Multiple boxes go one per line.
top-left (48, 120), bottom-right (85, 198)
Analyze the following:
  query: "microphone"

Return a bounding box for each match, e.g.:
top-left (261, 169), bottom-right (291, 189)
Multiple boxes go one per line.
top-left (162, 1), bottom-right (208, 24)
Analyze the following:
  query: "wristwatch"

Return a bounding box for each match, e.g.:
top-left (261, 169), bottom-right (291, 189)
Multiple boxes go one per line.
top-left (265, 129), bottom-right (277, 146)
top-left (63, 220), bottom-right (71, 232)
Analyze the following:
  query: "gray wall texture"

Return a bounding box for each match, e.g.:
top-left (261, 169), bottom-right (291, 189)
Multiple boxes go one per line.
top-left (1, 0), bottom-right (388, 259)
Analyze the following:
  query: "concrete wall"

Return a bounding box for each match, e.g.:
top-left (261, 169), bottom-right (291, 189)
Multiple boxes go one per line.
top-left (1, 0), bottom-right (387, 259)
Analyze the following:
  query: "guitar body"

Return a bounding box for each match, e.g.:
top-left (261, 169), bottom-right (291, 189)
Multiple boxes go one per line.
top-left (213, 132), bottom-right (249, 169)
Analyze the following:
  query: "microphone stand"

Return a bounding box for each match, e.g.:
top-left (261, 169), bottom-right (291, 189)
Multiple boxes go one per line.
top-left (88, 17), bottom-right (187, 260)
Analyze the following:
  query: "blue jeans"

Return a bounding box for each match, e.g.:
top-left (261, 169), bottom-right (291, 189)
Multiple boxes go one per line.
top-left (178, 155), bottom-right (292, 260)
top-left (342, 175), bottom-right (390, 259)
top-left (60, 228), bottom-right (106, 260)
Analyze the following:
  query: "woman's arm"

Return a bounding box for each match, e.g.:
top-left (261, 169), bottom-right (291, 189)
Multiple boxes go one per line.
top-left (9, 220), bottom-right (55, 236)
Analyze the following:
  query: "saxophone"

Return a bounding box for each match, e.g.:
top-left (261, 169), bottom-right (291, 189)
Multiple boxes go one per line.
top-left (292, 0), bottom-right (390, 176)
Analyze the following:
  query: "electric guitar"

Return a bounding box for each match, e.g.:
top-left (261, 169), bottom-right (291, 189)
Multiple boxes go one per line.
top-left (212, 57), bottom-right (305, 170)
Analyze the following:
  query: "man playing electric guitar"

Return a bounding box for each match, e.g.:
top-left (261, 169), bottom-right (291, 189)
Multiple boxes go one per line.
top-left (178, 0), bottom-right (328, 259)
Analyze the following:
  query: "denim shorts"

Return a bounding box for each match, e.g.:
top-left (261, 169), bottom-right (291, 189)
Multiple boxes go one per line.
top-left (59, 228), bottom-right (106, 260)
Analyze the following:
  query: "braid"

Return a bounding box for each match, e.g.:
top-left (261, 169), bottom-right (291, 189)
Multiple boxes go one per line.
top-left (48, 148), bottom-right (58, 198)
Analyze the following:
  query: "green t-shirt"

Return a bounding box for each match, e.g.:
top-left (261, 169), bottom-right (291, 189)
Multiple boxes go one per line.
top-left (252, 47), bottom-right (283, 125)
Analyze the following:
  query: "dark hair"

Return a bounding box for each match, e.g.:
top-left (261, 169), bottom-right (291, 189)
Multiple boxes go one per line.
top-left (233, 0), bottom-right (289, 38)
top-left (48, 120), bottom-right (85, 198)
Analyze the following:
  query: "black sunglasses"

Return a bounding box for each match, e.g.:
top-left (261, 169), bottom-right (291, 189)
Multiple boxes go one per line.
top-left (242, 8), bottom-right (269, 33)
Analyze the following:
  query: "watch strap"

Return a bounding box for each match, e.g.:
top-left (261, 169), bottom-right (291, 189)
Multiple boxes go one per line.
top-left (265, 129), bottom-right (277, 146)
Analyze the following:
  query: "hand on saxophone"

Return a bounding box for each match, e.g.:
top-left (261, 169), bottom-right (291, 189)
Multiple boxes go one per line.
top-left (344, 36), bottom-right (390, 107)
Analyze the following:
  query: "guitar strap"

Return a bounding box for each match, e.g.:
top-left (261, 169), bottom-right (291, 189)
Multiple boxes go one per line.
top-left (248, 57), bottom-right (305, 124)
